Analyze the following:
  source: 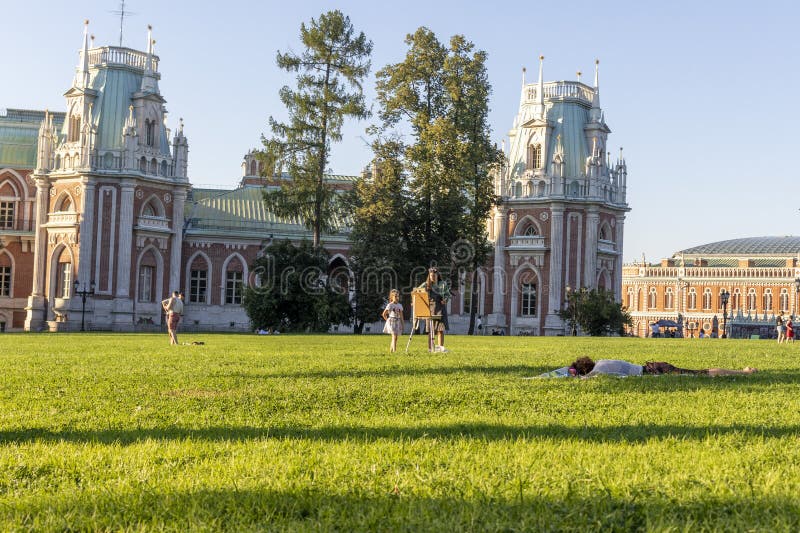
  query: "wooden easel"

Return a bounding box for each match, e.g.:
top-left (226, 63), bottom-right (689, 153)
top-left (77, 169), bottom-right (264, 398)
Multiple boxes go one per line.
top-left (406, 288), bottom-right (439, 352)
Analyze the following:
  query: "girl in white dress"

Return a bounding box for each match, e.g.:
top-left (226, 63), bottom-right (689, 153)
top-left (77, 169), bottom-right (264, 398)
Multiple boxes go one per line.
top-left (382, 289), bottom-right (404, 352)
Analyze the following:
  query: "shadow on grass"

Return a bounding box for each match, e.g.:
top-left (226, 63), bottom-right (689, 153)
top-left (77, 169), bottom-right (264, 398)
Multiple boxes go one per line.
top-left (7, 486), bottom-right (800, 531)
top-left (219, 364), bottom-right (548, 380)
top-left (4, 421), bottom-right (800, 445)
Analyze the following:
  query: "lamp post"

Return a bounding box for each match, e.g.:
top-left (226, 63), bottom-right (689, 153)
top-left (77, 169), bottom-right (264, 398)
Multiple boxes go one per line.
top-left (73, 280), bottom-right (95, 332)
top-left (720, 289), bottom-right (730, 339)
top-left (677, 277), bottom-right (689, 337)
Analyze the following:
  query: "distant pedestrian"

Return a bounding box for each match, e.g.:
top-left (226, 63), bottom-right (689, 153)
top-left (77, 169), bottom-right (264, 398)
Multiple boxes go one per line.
top-left (787, 316), bottom-right (795, 343)
top-left (161, 290), bottom-right (184, 345)
top-left (651, 322), bottom-right (660, 338)
top-left (476, 315), bottom-right (483, 335)
top-left (777, 312), bottom-right (786, 343)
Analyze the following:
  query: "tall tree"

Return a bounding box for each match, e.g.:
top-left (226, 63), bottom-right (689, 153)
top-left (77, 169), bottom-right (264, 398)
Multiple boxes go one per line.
top-left (371, 28), bottom-right (499, 300)
top-left (444, 36), bottom-right (501, 334)
top-left (261, 10), bottom-right (372, 247)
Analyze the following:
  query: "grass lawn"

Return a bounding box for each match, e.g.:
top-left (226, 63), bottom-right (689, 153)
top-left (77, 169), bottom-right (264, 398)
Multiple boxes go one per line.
top-left (2, 333), bottom-right (800, 531)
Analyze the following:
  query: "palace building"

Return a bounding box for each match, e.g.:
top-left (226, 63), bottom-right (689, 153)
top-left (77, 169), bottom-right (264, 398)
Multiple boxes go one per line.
top-left (0, 24), bottom-right (630, 335)
top-left (622, 236), bottom-right (800, 338)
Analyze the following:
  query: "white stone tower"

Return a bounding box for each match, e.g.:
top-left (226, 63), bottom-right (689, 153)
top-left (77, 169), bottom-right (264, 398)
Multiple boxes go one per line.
top-left (25, 21), bottom-right (190, 331)
top-left (487, 57), bottom-right (629, 336)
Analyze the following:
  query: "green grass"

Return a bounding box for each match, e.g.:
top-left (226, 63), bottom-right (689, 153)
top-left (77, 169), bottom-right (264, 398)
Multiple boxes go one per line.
top-left (2, 333), bottom-right (800, 531)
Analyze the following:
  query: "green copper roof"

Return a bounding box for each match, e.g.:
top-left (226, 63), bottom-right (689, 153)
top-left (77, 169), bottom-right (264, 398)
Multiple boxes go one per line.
top-left (676, 236), bottom-right (800, 256)
top-left (0, 109), bottom-right (65, 169)
top-left (186, 185), bottom-right (351, 236)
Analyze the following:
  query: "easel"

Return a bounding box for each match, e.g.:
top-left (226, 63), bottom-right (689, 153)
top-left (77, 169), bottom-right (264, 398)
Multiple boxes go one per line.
top-left (406, 288), bottom-right (439, 353)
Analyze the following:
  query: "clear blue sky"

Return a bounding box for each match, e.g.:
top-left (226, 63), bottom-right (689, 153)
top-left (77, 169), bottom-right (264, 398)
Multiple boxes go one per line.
top-left (5, 0), bottom-right (799, 263)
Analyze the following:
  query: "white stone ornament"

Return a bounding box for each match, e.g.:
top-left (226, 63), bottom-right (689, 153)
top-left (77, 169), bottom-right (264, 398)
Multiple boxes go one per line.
top-left (164, 193), bottom-right (172, 204)
top-left (74, 185), bottom-right (82, 196)
top-left (136, 189), bottom-right (144, 199)
top-left (49, 188), bottom-right (56, 197)
top-left (539, 212), bottom-right (549, 221)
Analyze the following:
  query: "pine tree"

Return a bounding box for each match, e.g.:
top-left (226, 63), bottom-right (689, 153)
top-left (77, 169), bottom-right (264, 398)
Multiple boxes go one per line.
top-left (261, 10), bottom-right (372, 247)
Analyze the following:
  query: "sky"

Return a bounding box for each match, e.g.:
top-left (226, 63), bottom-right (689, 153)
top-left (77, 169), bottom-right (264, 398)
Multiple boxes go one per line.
top-left (4, 0), bottom-right (799, 264)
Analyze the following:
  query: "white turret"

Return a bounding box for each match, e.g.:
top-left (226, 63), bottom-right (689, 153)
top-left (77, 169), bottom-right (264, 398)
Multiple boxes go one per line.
top-left (74, 20), bottom-right (90, 89)
top-left (140, 25), bottom-right (158, 93)
top-left (172, 118), bottom-right (189, 180)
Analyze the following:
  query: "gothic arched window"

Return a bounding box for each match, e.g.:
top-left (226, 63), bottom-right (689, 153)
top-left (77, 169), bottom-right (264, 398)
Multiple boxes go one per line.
top-left (523, 225), bottom-right (538, 237)
top-left (688, 288), bottom-right (697, 310)
top-left (519, 271), bottom-right (537, 317)
top-left (780, 289), bottom-right (789, 312)
top-left (747, 288), bottom-right (757, 311)
top-left (145, 119), bottom-right (155, 147)
top-left (732, 288), bottom-right (741, 310)
top-left (665, 287), bottom-right (674, 310)
top-left (703, 288), bottom-right (712, 310)
top-left (763, 289), bottom-right (773, 312)
top-left (648, 287), bottom-right (657, 309)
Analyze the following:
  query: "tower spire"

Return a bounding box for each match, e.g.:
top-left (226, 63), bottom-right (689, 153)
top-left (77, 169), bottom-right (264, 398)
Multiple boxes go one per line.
top-left (536, 55), bottom-right (544, 118)
top-left (75, 20), bottom-right (90, 89)
top-left (140, 25), bottom-right (158, 93)
top-left (590, 58), bottom-right (602, 122)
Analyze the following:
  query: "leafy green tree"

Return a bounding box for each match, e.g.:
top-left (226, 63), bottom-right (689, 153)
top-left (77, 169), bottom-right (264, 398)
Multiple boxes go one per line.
top-left (261, 10), bottom-right (372, 247)
top-left (242, 240), bottom-right (351, 332)
top-left (558, 288), bottom-right (633, 337)
top-left (344, 139), bottom-right (411, 333)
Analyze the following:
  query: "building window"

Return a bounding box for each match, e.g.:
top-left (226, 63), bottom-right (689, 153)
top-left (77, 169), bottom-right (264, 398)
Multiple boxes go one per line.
top-left (648, 287), bottom-right (657, 309)
top-left (139, 265), bottom-right (154, 302)
top-left (190, 269), bottom-right (207, 303)
top-left (747, 288), bottom-right (757, 311)
top-left (0, 202), bottom-right (14, 229)
top-left (68, 115), bottom-right (81, 142)
top-left (520, 282), bottom-right (537, 316)
top-left (145, 119), bottom-right (155, 147)
top-left (527, 144), bottom-right (542, 170)
top-left (703, 288), bottom-right (712, 310)
top-left (763, 289), bottom-right (773, 312)
top-left (523, 225), bottom-right (538, 237)
top-left (225, 271), bottom-right (243, 305)
top-left (780, 289), bottom-right (789, 312)
top-left (0, 265), bottom-right (10, 297)
top-left (732, 288), bottom-right (741, 310)
top-left (58, 262), bottom-right (72, 299)
top-left (627, 287), bottom-right (634, 310)
top-left (665, 287), bottom-right (674, 310)
top-left (688, 288), bottom-right (697, 310)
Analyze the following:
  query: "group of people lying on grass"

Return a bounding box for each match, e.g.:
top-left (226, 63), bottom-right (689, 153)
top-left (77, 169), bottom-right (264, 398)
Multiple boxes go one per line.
top-left (538, 357), bottom-right (758, 378)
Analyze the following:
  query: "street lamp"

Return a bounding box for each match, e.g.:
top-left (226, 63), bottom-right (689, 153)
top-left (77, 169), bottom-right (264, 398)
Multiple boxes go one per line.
top-left (677, 277), bottom-right (690, 337)
top-left (794, 278), bottom-right (800, 318)
top-left (73, 280), bottom-right (95, 332)
top-left (720, 289), bottom-right (730, 339)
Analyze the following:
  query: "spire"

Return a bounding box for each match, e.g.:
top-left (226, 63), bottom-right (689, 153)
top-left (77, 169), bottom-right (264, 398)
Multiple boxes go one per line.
top-left (589, 58), bottom-right (602, 122)
top-left (537, 55), bottom-right (544, 110)
top-left (140, 25), bottom-right (158, 93)
top-left (576, 70), bottom-right (582, 83)
top-left (521, 67), bottom-right (526, 87)
top-left (75, 20), bottom-right (90, 89)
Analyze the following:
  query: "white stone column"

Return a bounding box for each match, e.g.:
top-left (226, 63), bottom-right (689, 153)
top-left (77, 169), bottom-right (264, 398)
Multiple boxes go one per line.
top-left (584, 208), bottom-right (599, 289)
top-left (30, 180), bottom-right (50, 296)
top-left (25, 178), bottom-right (51, 331)
top-left (77, 180), bottom-right (95, 286)
top-left (115, 181), bottom-right (135, 298)
top-left (488, 207), bottom-right (508, 330)
top-left (169, 188), bottom-right (186, 292)
top-left (544, 204), bottom-right (565, 334)
top-left (614, 214), bottom-right (625, 298)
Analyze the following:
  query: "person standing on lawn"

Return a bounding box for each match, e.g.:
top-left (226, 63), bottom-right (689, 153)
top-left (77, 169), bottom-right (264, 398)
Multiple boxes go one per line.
top-left (382, 289), bottom-right (404, 353)
top-left (161, 290), bottom-right (184, 345)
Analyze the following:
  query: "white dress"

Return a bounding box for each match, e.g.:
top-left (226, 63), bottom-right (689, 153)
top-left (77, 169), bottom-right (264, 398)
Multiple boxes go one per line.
top-left (383, 303), bottom-right (403, 335)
